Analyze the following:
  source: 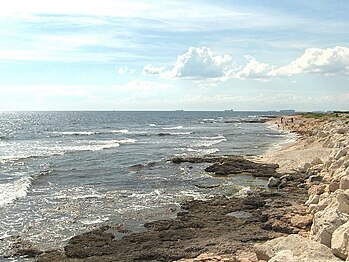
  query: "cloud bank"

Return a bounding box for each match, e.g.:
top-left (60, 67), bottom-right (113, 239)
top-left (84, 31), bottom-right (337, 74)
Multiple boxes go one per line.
top-left (144, 46), bottom-right (349, 81)
top-left (270, 46), bottom-right (349, 77)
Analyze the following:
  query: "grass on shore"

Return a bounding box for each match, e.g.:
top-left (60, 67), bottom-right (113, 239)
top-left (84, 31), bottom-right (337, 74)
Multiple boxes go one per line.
top-left (301, 112), bottom-right (349, 119)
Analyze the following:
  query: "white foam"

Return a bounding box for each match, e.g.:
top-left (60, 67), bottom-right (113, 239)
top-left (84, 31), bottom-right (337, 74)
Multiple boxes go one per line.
top-left (81, 216), bottom-right (109, 225)
top-left (110, 129), bottom-right (129, 134)
top-left (147, 124), bottom-right (157, 127)
top-left (59, 131), bottom-right (96, 136)
top-left (169, 132), bottom-right (192, 135)
top-left (162, 126), bottom-right (184, 130)
top-left (0, 176), bottom-right (32, 207)
top-left (53, 139), bottom-right (136, 153)
top-left (200, 135), bottom-right (226, 140)
top-left (187, 148), bottom-right (220, 155)
top-left (191, 138), bottom-right (226, 148)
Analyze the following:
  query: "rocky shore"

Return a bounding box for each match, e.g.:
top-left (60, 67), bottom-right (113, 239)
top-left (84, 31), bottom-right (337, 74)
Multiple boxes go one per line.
top-left (5, 113), bottom-right (349, 261)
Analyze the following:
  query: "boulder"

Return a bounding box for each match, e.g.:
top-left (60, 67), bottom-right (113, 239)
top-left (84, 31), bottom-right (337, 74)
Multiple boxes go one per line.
top-left (310, 190), bottom-right (349, 247)
top-left (329, 181), bottom-right (340, 192)
top-left (305, 194), bottom-right (320, 205)
top-left (300, 163), bottom-right (311, 172)
top-left (267, 177), bottom-right (280, 188)
top-left (269, 250), bottom-right (295, 262)
top-left (308, 184), bottom-right (326, 196)
top-left (311, 157), bottom-right (323, 165)
top-left (290, 214), bottom-right (313, 229)
top-left (307, 174), bottom-right (322, 184)
top-left (255, 234), bottom-right (342, 262)
top-left (335, 148), bottom-right (348, 160)
top-left (318, 131), bottom-right (328, 138)
top-left (337, 127), bottom-right (349, 134)
top-left (331, 220), bottom-right (349, 260)
top-left (340, 175), bottom-right (349, 190)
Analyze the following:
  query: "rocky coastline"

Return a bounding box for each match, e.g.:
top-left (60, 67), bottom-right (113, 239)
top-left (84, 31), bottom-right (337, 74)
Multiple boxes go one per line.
top-left (5, 113), bottom-right (349, 261)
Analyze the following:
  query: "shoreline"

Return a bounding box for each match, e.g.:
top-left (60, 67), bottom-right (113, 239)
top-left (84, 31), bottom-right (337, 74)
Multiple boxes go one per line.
top-left (6, 113), bottom-right (349, 261)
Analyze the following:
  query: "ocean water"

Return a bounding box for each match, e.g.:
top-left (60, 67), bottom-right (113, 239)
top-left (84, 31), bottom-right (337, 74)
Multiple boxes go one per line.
top-left (0, 111), bottom-right (293, 259)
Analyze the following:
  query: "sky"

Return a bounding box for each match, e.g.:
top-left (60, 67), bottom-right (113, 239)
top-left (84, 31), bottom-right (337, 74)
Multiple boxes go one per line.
top-left (0, 0), bottom-right (348, 111)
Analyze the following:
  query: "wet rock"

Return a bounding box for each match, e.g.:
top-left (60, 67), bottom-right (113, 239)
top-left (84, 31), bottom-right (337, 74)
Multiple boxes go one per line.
top-left (36, 250), bottom-right (67, 262)
top-left (65, 229), bottom-right (115, 258)
top-left (3, 237), bottom-right (42, 258)
top-left (34, 185), bottom-right (308, 262)
top-left (172, 156), bottom-right (280, 177)
top-left (194, 184), bottom-right (221, 189)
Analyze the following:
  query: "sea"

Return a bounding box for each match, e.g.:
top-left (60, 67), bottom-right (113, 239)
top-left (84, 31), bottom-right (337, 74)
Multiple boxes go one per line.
top-left (0, 111), bottom-right (295, 260)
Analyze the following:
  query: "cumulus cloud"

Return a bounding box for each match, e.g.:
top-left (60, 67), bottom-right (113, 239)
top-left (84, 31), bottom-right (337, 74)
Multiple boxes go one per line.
top-left (270, 46), bottom-right (349, 77)
top-left (144, 46), bottom-right (349, 82)
top-left (164, 47), bottom-right (233, 79)
top-left (142, 64), bottom-right (165, 75)
top-left (236, 56), bottom-right (274, 80)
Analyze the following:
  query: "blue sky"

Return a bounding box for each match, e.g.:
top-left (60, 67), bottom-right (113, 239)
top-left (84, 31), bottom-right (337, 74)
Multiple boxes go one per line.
top-left (0, 0), bottom-right (348, 111)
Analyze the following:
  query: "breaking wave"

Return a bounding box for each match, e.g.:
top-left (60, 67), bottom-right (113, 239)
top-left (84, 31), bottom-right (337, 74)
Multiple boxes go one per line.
top-left (0, 176), bottom-right (32, 207)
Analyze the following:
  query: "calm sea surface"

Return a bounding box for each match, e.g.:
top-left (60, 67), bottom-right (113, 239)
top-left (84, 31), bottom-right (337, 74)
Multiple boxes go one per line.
top-left (0, 111), bottom-right (294, 259)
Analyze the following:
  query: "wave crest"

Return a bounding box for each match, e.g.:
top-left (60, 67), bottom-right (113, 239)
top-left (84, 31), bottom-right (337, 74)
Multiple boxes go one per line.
top-left (0, 176), bottom-right (32, 207)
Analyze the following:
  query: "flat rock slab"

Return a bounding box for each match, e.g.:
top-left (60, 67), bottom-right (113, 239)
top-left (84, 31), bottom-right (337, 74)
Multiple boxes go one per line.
top-left (171, 155), bottom-right (280, 177)
top-left (36, 188), bottom-right (309, 262)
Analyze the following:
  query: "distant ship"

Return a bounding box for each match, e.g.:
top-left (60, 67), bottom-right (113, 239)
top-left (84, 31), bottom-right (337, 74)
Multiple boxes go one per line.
top-left (224, 109), bottom-right (234, 112)
top-left (174, 109), bottom-right (184, 112)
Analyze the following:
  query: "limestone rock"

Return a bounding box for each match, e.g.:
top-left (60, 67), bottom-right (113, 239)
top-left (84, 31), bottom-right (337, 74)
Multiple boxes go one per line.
top-left (300, 163), bottom-right (311, 172)
top-left (318, 131), bottom-right (328, 138)
top-left (290, 214), bottom-right (313, 229)
top-left (255, 234), bottom-right (342, 262)
top-left (337, 127), bottom-right (349, 134)
top-left (311, 157), bottom-right (323, 165)
top-left (267, 177), bottom-right (280, 188)
top-left (269, 250), bottom-right (295, 262)
top-left (308, 184), bottom-right (326, 196)
top-left (331, 220), bottom-right (349, 260)
top-left (329, 181), bottom-right (340, 192)
top-left (307, 174), bottom-right (322, 184)
top-left (305, 194), bottom-right (320, 205)
top-left (340, 175), bottom-right (349, 190)
top-left (335, 148), bottom-right (348, 160)
top-left (310, 190), bottom-right (349, 247)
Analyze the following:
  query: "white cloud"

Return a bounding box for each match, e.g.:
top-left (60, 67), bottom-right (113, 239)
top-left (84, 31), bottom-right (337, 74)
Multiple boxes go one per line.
top-left (142, 64), bottom-right (165, 75)
top-left (164, 47), bottom-right (233, 79)
top-left (271, 46), bottom-right (349, 77)
top-left (236, 56), bottom-right (274, 80)
top-left (228, 46), bottom-right (349, 81)
top-left (117, 66), bottom-right (136, 75)
top-left (146, 46), bottom-right (349, 82)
